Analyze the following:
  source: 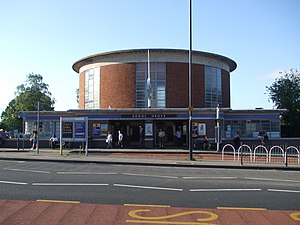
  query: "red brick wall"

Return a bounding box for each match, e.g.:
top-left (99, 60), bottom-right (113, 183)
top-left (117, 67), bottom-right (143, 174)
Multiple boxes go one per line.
top-left (192, 64), bottom-right (205, 108)
top-left (166, 63), bottom-right (205, 108)
top-left (79, 72), bottom-right (85, 109)
top-left (166, 62), bottom-right (188, 108)
top-left (100, 63), bottom-right (136, 108)
top-left (222, 70), bottom-right (230, 108)
top-left (78, 63), bottom-right (231, 109)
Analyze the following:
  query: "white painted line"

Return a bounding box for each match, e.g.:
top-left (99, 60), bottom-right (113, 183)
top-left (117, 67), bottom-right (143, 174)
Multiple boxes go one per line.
top-left (0, 160), bottom-right (25, 163)
top-left (183, 176), bottom-right (238, 180)
top-left (268, 189), bottom-right (300, 193)
top-left (190, 188), bottom-right (262, 192)
top-left (57, 172), bottom-right (117, 175)
top-left (114, 183), bottom-right (183, 192)
top-left (0, 180), bottom-right (28, 185)
top-left (32, 183), bottom-right (109, 186)
top-left (245, 177), bottom-right (300, 183)
top-left (113, 165), bottom-right (173, 169)
top-left (4, 168), bottom-right (50, 174)
top-left (122, 173), bottom-right (178, 179)
top-left (37, 199), bottom-right (80, 204)
top-left (217, 207), bottom-right (267, 211)
top-left (124, 204), bottom-right (170, 208)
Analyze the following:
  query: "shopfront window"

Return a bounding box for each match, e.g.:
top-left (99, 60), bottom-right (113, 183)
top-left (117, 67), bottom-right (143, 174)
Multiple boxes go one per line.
top-left (225, 119), bottom-right (281, 138)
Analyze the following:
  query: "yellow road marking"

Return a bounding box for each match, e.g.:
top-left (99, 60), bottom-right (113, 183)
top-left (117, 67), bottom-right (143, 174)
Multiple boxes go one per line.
top-left (290, 212), bottom-right (300, 221)
top-left (217, 207), bottom-right (267, 211)
top-left (124, 204), bottom-right (170, 208)
top-left (126, 220), bottom-right (215, 225)
top-left (128, 209), bottom-right (218, 221)
top-left (36, 199), bottom-right (80, 204)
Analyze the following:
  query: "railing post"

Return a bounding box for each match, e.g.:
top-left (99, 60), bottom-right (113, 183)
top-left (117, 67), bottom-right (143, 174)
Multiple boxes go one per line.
top-left (285, 146), bottom-right (288, 167)
top-left (240, 144), bottom-right (243, 166)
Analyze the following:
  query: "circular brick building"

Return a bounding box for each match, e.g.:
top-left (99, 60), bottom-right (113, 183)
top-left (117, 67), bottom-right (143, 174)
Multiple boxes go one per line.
top-left (72, 49), bottom-right (237, 110)
top-left (22, 49), bottom-right (282, 149)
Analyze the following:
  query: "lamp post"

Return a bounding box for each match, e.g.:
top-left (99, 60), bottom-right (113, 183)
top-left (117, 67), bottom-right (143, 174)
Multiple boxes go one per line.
top-left (36, 101), bottom-right (40, 154)
top-left (188, 0), bottom-right (194, 160)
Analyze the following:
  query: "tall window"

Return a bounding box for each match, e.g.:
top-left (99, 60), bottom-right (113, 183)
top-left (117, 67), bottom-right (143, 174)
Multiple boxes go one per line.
top-left (84, 68), bottom-right (100, 109)
top-left (205, 66), bottom-right (222, 108)
top-left (136, 62), bottom-right (166, 108)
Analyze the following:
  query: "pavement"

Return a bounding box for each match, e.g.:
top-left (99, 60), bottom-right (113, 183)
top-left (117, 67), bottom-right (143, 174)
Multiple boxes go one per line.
top-left (1, 147), bottom-right (300, 170)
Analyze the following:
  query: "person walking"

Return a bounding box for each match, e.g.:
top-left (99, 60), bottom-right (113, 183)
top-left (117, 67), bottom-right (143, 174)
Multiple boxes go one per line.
top-left (106, 132), bottom-right (113, 148)
top-left (203, 136), bottom-right (211, 150)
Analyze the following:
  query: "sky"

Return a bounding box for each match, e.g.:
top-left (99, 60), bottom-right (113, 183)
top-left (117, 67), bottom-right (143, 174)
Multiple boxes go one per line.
top-left (0, 0), bottom-right (299, 115)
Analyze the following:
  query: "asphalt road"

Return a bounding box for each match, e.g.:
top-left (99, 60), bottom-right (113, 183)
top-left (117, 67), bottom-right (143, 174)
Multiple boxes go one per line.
top-left (1, 159), bottom-right (300, 210)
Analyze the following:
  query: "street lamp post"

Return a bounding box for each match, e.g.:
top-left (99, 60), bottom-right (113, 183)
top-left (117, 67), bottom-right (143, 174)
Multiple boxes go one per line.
top-left (188, 0), bottom-right (194, 160)
top-left (36, 101), bottom-right (40, 154)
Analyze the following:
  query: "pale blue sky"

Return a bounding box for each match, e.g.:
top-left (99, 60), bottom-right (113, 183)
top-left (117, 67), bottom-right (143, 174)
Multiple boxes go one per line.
top-left (1, 0), bottom-right (299, 114)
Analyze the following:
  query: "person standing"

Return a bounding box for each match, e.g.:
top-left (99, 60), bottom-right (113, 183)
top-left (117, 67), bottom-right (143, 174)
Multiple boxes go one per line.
top-left (175, 128), bottom-right (182, 146)
top-left (118, 130), bottom-right (123, 148)
top-left (158, 128), bottom-right (165, 148)
top-left (138, 126), bottom-right (145, 148)
top-left (30, 131), bottom-right (37, 150)
top-left (233, 131), bottom-right (241, 150)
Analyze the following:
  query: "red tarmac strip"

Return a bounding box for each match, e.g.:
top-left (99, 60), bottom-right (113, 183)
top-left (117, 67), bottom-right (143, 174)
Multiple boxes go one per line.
top-left (0, 200), bottom-right (299, 225)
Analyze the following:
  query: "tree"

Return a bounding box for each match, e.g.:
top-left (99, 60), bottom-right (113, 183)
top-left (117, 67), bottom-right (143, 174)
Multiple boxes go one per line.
top-left (266, 69), bottom-right (300, 137)
top-left (1, 73), bottom-right (56, 132)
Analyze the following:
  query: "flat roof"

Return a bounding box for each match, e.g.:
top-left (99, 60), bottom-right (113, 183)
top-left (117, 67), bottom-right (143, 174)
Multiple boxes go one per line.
top-left (72, 48), bottom-right (237, 73)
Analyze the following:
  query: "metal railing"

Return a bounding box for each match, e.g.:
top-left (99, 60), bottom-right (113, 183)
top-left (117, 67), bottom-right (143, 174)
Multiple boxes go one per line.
top-left (221, 144), bottom-right (300, 166)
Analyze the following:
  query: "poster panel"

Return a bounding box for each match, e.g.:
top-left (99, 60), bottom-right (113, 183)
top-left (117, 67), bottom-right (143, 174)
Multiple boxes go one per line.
top-left (93, 123), bottom-right (101, 137)
top-left (145, 123), bottom-right (153, 136)
top-left (198, 123), bottom-right (206, 136)
top-left (62, 122), bottom-right (73, 138)
top-left (75, 121), bottom-right (86, 139)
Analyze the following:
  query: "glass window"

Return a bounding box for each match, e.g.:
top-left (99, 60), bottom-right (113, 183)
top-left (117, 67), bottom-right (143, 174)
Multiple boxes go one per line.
top-left (205, 66), bottom-right (222, 108)
top-left (136, 62), bottom-right (166, 108)
top-left (84, 68), bottom-right (100, 109)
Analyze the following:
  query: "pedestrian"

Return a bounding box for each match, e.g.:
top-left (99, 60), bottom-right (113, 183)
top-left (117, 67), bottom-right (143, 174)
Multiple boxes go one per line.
top-left (258, 131), bottom-right (265, 145)
top-left (106, 132), bottom-right (113, 148)
top-left (158, 128), bottom-right (165, 148)
top-left (233, 131), bottom-right (241, 150)
top-left (49, 134), bottom-right (58, 149)
top-left (138, 126), bottom-right (145, 148)
top-left (0, 129), bottom-right (5, 147)
top-left (30, 131), bottom-right (38, 150)
top-left (203, 136), bottom-right (211, 150)
top-left (118, 130), bottom-right (123, 148)
top-left (175, 128), bottom-right (182, 146)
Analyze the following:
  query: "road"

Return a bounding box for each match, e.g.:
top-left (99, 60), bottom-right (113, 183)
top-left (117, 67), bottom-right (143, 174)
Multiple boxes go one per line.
top-left (1, 159), bottom-right (299, 210)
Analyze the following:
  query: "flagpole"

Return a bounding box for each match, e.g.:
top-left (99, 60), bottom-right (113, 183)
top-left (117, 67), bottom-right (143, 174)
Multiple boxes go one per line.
top-left (147, 50), bottom-right (151, 108)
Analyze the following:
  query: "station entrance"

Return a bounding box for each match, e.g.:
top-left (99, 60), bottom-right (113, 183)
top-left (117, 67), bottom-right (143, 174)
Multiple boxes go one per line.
top-left (109, 120), bottom-right (188, 148)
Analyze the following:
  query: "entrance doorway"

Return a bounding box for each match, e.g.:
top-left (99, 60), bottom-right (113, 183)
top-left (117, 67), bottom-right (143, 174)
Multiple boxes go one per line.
top-left (154, 120), bottom-right (187, 148)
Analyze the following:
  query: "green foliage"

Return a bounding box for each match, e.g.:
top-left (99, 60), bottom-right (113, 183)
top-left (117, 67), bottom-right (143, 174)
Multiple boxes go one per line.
top-left (1, 73), bottom-right (56, 131)
top-left (266, 69), bottom-right (300, 137)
